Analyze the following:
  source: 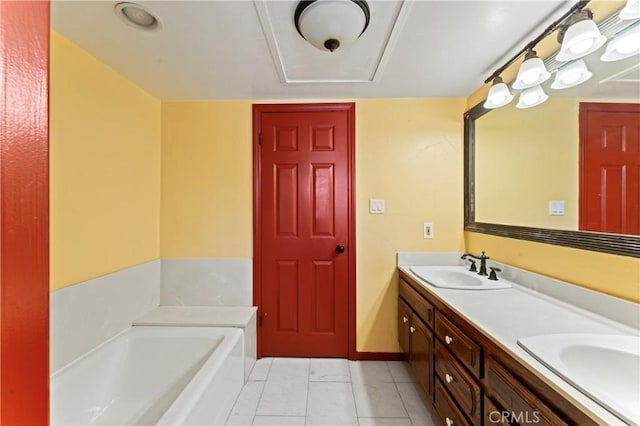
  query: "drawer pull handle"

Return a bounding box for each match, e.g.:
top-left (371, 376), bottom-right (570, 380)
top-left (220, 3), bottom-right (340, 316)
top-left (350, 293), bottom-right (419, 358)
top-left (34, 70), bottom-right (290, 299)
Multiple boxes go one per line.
top-left (445, 373), bottom-right (454, 384)
top-left (445, 335), bottom-right (454, 344)
top-left (410, 326), bottom-right (416, 333)
top-left (446, 417), bottom-right (454, 426)
top-left (403, 316), bottom-right (408, 323)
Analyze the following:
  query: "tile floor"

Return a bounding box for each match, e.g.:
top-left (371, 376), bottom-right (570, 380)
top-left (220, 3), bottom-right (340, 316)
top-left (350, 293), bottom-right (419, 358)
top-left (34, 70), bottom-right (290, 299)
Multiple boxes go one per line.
top-left (225, 358), bottom-right (438, 426)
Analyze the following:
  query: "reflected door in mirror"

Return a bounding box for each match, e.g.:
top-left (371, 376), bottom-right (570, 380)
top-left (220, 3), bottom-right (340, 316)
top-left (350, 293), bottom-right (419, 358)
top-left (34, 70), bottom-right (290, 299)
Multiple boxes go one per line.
top-left (580, 103), bottom-right (640, 236)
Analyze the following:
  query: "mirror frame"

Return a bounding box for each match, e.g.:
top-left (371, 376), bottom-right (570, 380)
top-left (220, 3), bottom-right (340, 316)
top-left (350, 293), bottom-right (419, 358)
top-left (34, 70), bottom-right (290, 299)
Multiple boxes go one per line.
top-left (464, 101), bottom-right (640, 258)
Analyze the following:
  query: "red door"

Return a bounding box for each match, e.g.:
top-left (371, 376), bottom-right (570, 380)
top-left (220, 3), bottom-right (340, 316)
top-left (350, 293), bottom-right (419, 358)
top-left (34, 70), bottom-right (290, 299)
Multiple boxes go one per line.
top-left (254, 104), bottom-right (354, 358)
top-left (580, 103), bottom-right (640, 235)
top-left (0, 1), bottom-right (50, 424)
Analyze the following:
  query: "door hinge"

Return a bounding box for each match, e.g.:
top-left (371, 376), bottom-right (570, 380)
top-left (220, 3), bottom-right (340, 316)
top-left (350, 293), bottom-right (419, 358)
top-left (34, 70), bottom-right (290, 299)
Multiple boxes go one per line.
top-left (258, 311), bottom-right (265, 327)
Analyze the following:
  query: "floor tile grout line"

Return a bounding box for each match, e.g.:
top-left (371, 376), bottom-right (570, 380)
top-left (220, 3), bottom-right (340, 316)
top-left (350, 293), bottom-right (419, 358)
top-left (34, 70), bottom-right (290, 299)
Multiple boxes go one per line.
top-left (249, 359), bottom-right (272, 426)
top-left (394, 381), bottom-right (415, 426)
top-left (250, 379), bottom-right (269, 426)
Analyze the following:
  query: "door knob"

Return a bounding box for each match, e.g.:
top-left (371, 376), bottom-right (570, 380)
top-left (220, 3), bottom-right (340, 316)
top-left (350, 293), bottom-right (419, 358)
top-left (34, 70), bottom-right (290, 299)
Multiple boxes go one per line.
top-left (336, 244), bottom-right (345, 254)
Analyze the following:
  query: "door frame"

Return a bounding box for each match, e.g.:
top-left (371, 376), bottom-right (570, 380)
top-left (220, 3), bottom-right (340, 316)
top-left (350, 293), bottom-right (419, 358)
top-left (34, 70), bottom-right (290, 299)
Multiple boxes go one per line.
top-left (252, 103), bottom-right (356, 360)
top-left (0, 1), bottom-right (50, 423)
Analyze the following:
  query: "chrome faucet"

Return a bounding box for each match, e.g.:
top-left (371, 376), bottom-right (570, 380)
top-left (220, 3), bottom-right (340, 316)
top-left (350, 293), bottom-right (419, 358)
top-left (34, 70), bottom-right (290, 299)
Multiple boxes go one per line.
top-left (461, 251), bottom-right (490, 276)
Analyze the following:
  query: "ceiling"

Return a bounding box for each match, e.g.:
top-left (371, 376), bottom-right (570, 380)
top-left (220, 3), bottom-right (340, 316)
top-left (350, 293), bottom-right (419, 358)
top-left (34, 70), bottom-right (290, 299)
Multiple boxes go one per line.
top-left (51, 0), bottom-right (570, 101)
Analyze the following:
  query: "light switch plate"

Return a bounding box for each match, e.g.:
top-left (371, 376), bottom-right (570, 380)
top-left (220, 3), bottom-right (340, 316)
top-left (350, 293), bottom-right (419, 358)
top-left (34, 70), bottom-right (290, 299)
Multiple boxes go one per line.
top-left (549, 200), bottom-right (565, 216)
top-left (369, 199), bottom-right (385, 214)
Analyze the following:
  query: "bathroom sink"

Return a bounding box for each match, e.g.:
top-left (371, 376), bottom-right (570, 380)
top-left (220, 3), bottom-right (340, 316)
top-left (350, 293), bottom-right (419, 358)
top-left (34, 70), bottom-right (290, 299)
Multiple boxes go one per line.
top-left (409, 266), bottom-right (512, 290)
top-left (518, 334), bottom-right (640, 425)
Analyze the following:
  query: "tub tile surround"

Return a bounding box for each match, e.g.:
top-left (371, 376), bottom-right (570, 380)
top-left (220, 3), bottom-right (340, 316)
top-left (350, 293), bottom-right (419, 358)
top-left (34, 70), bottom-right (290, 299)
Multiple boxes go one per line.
top-left (161, 258), bottom-right (252, 306)
top-left (398, 251), bottom-right (640, 425)
top-left (51, 258), bottom-right (255, 372)
top-left (227, 358), bottom-right (437, 426)
top-left (50, 260), bottom-right (160, 372)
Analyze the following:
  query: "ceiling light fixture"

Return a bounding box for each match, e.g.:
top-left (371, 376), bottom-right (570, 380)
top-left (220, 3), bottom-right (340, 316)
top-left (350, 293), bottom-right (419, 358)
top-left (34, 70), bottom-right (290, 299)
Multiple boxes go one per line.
top-left (619, 0), bottom-right (640, 20)
top-left (556, 9), bottom-right (606, 62)
top-left (114, 2), bottom-right (160, 31)
top-left (600, 24), bottom-right (640, 62)
top-left (482, 0), bottom-right (589, 109)
top-left (294, 0), bottom-right (370, 53)
top-left (516, 85), bottom-right (549, 109)
top-left (550, 59), bottom-right (592, 89)
top-left (513, 49), bottom-right (551, 89)
top-left (483, 77), bottom-right (514, 109)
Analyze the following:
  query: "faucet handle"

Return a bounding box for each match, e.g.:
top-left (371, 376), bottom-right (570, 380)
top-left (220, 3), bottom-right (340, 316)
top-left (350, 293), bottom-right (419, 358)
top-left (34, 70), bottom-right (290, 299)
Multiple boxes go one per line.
top-left (466, 259), bottom-right (477, 272)
top-left (488, 267), bottom-right (502, 281)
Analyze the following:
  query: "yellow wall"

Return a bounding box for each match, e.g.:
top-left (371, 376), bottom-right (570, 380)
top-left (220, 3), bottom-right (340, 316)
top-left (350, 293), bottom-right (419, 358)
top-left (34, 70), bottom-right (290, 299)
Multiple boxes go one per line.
top-left (50, 33), bottom-right (161, 290)
top-left (161, 99), bottom-right (466, 352)
top-left (160, 102), bottom-right (253, 258)
top-left (465, 0), bottom-right (639, 303)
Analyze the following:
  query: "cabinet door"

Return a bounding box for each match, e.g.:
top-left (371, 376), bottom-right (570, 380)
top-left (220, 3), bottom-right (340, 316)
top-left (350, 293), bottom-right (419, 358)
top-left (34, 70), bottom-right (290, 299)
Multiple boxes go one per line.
top-left (398, 298), bottom-right (412, 357)
top-left (410, 315), bottom-right (434, 399)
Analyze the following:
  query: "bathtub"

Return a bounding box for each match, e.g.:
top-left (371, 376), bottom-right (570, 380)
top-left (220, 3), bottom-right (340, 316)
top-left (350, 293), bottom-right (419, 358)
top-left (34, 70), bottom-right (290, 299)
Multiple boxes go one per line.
top-left (51, 326), bottom-right (244, 425)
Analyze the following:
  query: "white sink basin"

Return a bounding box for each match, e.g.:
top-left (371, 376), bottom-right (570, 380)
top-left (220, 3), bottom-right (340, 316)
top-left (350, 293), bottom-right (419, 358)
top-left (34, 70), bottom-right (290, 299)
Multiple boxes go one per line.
top-left (409, 266), bottom-right (512, 290)
top-left (518, 334), bottom-right (640, 425)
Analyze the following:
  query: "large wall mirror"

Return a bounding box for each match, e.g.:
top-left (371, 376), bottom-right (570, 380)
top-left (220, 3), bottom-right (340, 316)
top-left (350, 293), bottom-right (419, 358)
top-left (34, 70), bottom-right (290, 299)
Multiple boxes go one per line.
top-left (464, 7), bottom-right (640, 258)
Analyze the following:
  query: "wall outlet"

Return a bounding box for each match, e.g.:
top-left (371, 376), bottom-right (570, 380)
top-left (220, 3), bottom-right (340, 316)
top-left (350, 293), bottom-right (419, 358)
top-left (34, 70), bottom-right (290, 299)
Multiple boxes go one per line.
top-left (423, 222), bottom-right (434, 239)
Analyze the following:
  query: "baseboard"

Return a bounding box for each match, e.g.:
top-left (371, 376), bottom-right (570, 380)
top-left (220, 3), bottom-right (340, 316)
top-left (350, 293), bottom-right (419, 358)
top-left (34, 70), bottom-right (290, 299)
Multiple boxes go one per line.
top-left (353, 352), bottom-right (406, 361)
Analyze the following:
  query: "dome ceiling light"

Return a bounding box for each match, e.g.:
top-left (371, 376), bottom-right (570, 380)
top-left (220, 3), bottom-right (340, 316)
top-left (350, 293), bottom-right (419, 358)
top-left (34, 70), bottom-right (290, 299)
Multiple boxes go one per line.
top-left (114, 2), bottom-right (161, 31)
top-left (294, 0), bottom-right (371, 53)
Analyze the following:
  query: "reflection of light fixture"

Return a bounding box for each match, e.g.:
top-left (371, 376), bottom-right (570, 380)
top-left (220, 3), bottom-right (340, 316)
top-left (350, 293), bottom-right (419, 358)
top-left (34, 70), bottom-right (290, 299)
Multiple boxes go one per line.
top-left (557, 9), bottom-right (606, 62)
top-left (620, 0), bottom-right (640, 20)
top-left (601, 24), bottom-right (640, 62)
top-left (294, 0), bottom-right (370, 53)
top-left (484, 77), bottom-right (514, 109)
top-left (114, 2), bottom-right (160, 31)
top-left (513, 49), bottom-right (551, 89)
top-left (517, 85), bottom-right (548, 109)
top-left (551, 59), bottom-right (592, 89)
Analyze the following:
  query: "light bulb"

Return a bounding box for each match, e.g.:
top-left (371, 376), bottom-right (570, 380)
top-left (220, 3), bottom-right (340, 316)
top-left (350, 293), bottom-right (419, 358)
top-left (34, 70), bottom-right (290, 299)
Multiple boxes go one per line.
top-left (601, 25), bottom-right (640, 62)
top-left (517, 85), bottom-right (548, 109)
top-left (551, 59), bottom-right (592, 90)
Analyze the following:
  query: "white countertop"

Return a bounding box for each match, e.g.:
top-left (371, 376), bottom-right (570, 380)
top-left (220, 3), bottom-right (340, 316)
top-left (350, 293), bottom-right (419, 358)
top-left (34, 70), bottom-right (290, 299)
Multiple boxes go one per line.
top-left (397, 253), bottom-right (639, 426)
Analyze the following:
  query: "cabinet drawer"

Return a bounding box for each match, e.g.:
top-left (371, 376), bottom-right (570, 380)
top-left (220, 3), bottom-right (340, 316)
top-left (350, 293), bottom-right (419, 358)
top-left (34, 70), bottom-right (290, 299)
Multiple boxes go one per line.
top-left (435, 314), bottom-right (481, 378)
top-left (435, 342), bottom-right (481, 425)
top-left (399, 279), bottom-right (434, 328)
top-left (484, 356), bottom-right (567, 426)
top-left (434, 378), bottom-right (471, 426)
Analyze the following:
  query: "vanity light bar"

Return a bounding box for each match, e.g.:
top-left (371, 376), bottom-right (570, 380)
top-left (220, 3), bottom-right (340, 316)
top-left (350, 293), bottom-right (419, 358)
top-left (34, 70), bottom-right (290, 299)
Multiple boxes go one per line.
top-left (543, 7), bottom-right (640, 72)
top-left (483, 0), bottom-right (590, 85)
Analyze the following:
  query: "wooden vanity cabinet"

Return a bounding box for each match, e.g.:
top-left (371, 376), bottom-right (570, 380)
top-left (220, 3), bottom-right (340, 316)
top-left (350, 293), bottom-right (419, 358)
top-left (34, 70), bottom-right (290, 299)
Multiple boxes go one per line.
top-left (398, 282), bottom-right (435, 400)
top-left (398, 272), bottom-right (599, 426)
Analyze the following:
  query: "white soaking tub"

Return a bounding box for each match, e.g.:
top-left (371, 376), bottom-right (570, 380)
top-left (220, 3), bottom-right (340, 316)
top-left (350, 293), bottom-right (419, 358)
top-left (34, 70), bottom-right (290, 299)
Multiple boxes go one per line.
top-left (51, 326), bottom-right (244, 425)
